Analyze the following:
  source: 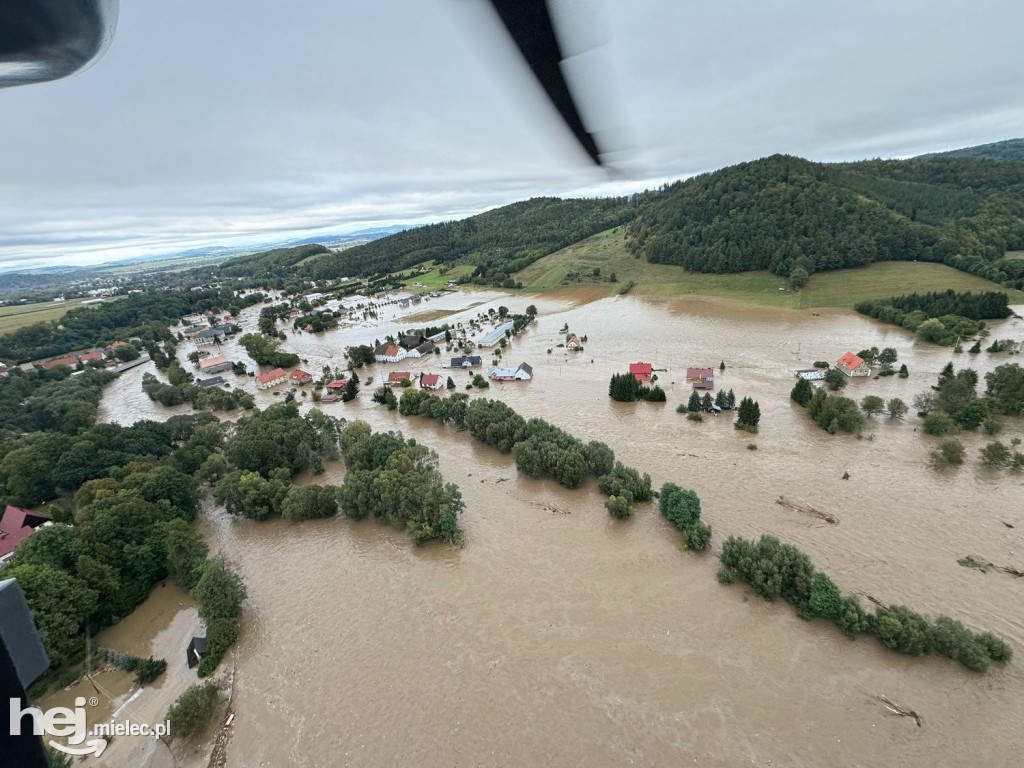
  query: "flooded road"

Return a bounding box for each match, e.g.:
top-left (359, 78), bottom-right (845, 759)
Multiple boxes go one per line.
top-left (100, 291), bottom-right (1024, 767)
top-left (39, 583), bottom-right (201, 768)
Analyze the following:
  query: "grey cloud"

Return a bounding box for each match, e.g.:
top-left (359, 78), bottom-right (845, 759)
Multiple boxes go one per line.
top-left (0, 0), bottom-right (1022, 270)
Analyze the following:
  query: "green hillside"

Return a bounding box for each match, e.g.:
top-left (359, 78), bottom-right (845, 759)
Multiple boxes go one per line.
top-left (218, 143), bottom-right (1024, 294)
top-left (917, 138), bottom-right (1024, 163)
top-left (219, 244), bottom-right (330, 278)
top-left (624, 154), bottom-right (1024, 288)
top-left (515, 227), bottom-right (1024, 309)
top-left (303, 196), bottom-right (637, 286)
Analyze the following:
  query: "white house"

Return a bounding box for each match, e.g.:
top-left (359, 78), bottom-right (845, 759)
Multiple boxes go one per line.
top-left (256, 368), bottom-right (288, 390)
top-left (488, 362), bottom-right (533, 381)
top-left (374, 344), bottom-right (408, 363)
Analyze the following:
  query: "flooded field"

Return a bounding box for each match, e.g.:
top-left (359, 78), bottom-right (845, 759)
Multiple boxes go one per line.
top-left (98, 290), bottom-right (1024, 767)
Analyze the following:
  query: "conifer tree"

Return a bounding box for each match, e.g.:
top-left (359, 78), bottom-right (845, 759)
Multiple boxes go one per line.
top-left (791, 377), bottom-right (813, 406)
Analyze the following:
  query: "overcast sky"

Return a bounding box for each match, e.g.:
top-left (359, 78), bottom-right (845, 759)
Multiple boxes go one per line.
top-left (1, 0), bottom-right (1022, 271)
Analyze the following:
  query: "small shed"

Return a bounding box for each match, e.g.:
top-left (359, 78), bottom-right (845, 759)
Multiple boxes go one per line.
top-left (186, 636), bottom-right (208, 669)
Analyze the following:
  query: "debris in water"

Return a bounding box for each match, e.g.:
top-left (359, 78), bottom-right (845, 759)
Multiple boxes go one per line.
top-left (775, 495), bottom-right (839, 525)
top-left (873, 694), bottom-right (923, 727)
top-left (957, 555), bottom-right (1024, 577)
top-left (842, 471), bottom-right (850, 480)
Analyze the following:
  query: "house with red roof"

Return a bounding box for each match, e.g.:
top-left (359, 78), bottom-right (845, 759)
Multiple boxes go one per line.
top-left (835, 352), bottom-right (870, 377)
top-left (40, 355), bottom-right (78, 371)
top-left (374, 344), bottom-right (407, 363)
top-left (289, 369), bottom-right (313, 385)
top-left (0, 506), bottom-right (52, 565)
top-left (686, 367), bottom-right (714, 390)
top-left (256, 368), bottom-right (288, 390)
top-left (628, 362), bottom-right (653, 383)
top-left (387, 371), bottom-right (412, 387)
top-left (419, 373), bottom-right (443, 390)
top-left (77, 351), bottom-right (105, 365)
top-left (566, 334), bottom-right (583, 350)
top-left (326, 378), bottom-right (348, 390)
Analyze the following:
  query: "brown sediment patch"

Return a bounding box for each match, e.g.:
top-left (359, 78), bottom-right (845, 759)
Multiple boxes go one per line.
top-left (404, 304), bottom-right (484, 324)
top-left (537, 285), bottom-right (613, 305)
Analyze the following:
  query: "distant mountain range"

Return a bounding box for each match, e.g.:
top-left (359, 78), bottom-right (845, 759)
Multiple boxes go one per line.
top-left (92, 225), bottom-right (411, 269)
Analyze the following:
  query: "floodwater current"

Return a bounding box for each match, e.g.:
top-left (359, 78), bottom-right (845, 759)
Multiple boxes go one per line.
top-left (96, 291), bottom-right (1024, 767)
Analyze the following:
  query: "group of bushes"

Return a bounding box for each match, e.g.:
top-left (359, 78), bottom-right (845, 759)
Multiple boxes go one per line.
top-left (718, 535), bottom-right (1012, 672)
top-left (238, 332), bottom-right (301, 368)
top-left (142, 370), bottom-right (254, 412)
top-left (214, 470), bottom-right (341, 521)
top-left (608, 372), bottom-right (666, 402)
top-left (914, 364), bottom-right (1024, 458)
top-left (659, 483), bottom-right (711, 551)
top-left (336, 420), bottom-right (465, 544)
top-left (796, 387), bottom-right (865, 434)
top-left (92, 645), bottom-right (167, 686)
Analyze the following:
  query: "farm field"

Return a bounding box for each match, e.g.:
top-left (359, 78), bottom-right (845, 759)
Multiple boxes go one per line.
top-left (516, 228), bottom-right (1024, 309)
top-left (0, 297), bottom-right (116, 334)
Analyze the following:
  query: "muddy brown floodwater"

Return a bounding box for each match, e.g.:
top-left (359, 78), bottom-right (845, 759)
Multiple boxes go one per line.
top-left (98, 292), bottom-right (1024, 767)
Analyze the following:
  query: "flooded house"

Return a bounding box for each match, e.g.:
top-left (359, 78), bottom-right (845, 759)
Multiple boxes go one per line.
top-left (375, 344), bottom-right (408, 363)
top-left (628, 362), bottom-right (653, 383)
top-left (199, 355), bottom-right (234, 375)
top-left (255, 368), bottom-right (288, 390)
top-left (406, 341), bottom-right (435, 358)
top-left (186, 636), bottom-right (208, 669)
top-left (197, 376), bottom-right (226, 388)
top-left (687, 367), bottom-right (714, 390)
top-left (478, 322), bottom-right (515, 347)
top-left (835, 351), bottom-right (870, 376)
top-left (488, 362), bottom-right (533, 381)
top-left (419, 373), bottom-right (443, 390)
top-left (386, 371), bottom-right (413, 387)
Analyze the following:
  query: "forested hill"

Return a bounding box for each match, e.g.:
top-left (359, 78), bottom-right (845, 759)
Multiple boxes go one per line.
top-left (218, 244), bottom-right (330, 278)
top-left (303, 197), bottom-right (638, 286)
top-left (917, 138), bottom-right (1024, 163)
top-left (623, 154), bottom-right (1024, 288)
top-left (218, 145), bottom-right (1024, 291)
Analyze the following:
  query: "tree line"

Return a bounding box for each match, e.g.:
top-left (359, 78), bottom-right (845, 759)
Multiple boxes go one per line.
top-left (856, 290), bottom-right (1009, 345)
top-left (608, 372), bottom-right (665, 402)
top-left (0, 287), bottom-right (264, 363)
top-left (394, 391), bottom-right (655, 518)
top-left (719, 534), bottom-right (1012, 672)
